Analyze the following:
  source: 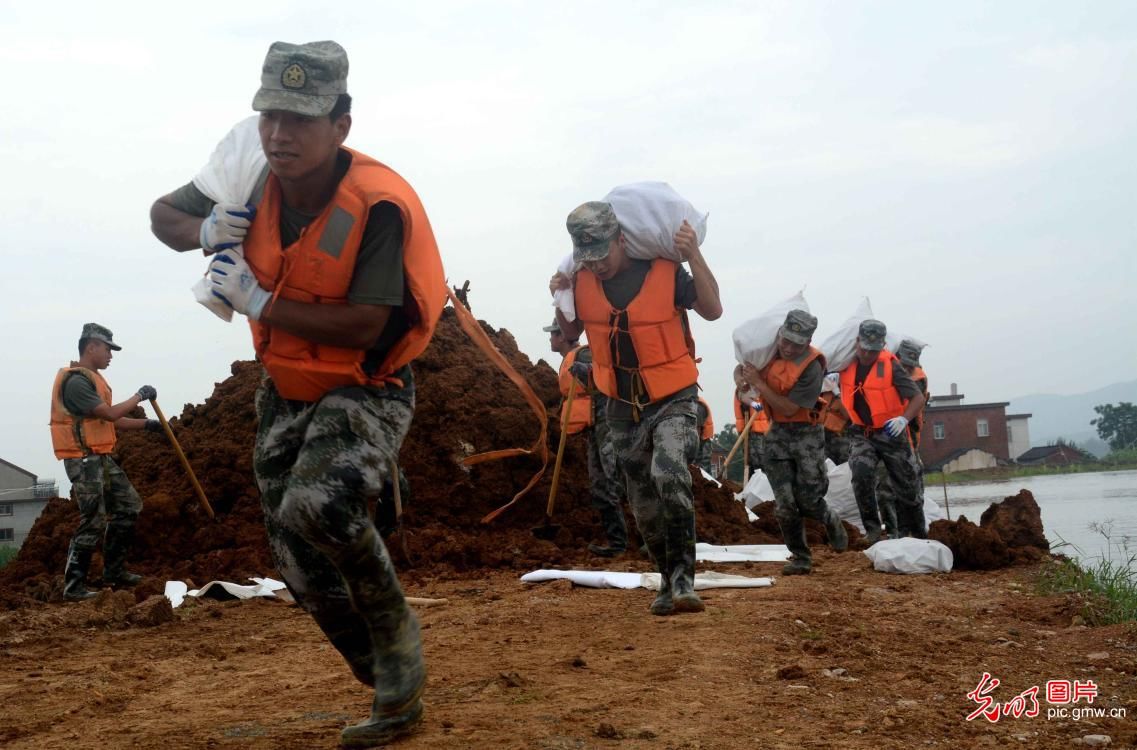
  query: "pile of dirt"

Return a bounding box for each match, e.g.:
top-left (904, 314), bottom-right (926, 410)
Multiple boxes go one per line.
top-left (929, 489), bottom-right (1050, 569)
top-left (1, 307), bottom-right (771, 608)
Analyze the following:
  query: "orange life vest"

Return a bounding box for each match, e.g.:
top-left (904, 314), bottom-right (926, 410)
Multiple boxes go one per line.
top-left (817, 391), bottom-right (850, 434)
top-left (558, 346), bottom-right (593, 435)
top-left (759, 346), bottom-right (827, 424)
top-left (697, 398), bottom-right (714, 440)
top-left (734, 397), bottom-right (770, 435)
top-left (574, 259), bottom-right (699, 405)
top-left (909, 366), bottom-right (928, 439)
top-left (840, 350), bottom-right (908, 429)
top-left (49, 366), bottom-right (116, 459)
top-left (244, 148), bottom-right (447, 402)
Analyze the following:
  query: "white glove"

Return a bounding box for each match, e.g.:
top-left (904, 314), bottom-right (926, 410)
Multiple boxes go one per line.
top-left (884, 416), bottom-right (909, 438)
top-left (208, 253), bottom-right (271, 320)
top-left (200, 202), bottom-right (256, 252)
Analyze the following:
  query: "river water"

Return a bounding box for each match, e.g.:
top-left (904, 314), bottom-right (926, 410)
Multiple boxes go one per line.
top-left (932, 470), bottom-right (1137, 567)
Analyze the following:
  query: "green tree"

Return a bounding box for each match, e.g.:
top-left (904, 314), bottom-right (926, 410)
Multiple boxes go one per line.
top-left (1091, 402), bottom-right (1137, 451)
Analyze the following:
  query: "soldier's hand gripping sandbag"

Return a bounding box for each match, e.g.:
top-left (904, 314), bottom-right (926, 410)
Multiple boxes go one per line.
top-left (819, 297), bottom-right (874, 374)
top-left (208, 252), bottom-right (271, 320)
top-left (200, 202), bottom-right (257, 253)
top-left (732, 290), bottom-right (811, 371)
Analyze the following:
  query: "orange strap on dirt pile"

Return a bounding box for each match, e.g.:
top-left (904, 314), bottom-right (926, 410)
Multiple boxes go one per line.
top-left (444, 288), bottom-right (550, 523)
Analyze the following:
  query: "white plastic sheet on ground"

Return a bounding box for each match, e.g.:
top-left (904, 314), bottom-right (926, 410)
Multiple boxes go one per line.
top-left (732, 291), bottom-right (810, 371)
top-left (818, 297), bottom-right (873, 374)
top-left (164, 576), bottom-right (289, 608)
top-left (737, 460), bottom-right (946, 533)
top-left (695, 543), bottom-right (791, 562)
top-left (863, 538), bottom-right (953, 574)
top-left (190, 116), bottom-right (268, 321)
top-left (520, 569), bottom-right (773, 590)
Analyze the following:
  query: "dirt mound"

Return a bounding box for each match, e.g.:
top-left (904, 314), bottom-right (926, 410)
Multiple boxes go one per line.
top-left (1, 307), bottom-right (769, 608)
top-left (929, 489), bottom-right (1049, 569)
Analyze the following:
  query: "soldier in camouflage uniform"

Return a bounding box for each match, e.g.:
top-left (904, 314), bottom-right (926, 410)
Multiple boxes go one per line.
top-left (839, 321), bottom-right (927, 543)
top-left (551, 202), bottom-right (723, 616)
top-left (49, 323), bottom-right (163, 601)
top-left (741, 311), bottom-right (847, 575)
top-left (732, 365), bottom-right (767, 477)
top-left (150, 41), bottom-right (444, 748)
top-left (874, 339), bottom-right (930, 538)
top-left (544, 320), bottom-right (628, 556)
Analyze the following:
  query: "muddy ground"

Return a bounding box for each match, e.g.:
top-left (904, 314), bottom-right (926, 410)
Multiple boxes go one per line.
top-left (3, 306), bottom-right (1134, 748)
top-left (2, 552), bottom-right (1135, 749)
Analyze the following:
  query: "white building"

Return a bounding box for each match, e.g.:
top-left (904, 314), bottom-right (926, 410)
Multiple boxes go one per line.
top-left (1006, 413), bottom-right (1033, 462)
top-left (0, 458), bottom-right (55, 548)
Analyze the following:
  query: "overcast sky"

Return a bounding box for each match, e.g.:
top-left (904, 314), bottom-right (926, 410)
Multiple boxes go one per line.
top-left (3, 1), bottom-right (1135, 489)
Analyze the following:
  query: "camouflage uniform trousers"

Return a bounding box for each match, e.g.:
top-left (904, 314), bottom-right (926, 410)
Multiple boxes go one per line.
top-left (849, 430), bottom-right (926, 540)
top-left (825, 427), bottom-right (852, 466)
top-left (62, 453), bottom-right (143, 556)
top-left (763, 422), bottom-right (838, 566)
top-left (695, 438), bottom-right (714, 475)
top-left (607, 391), bottom-right (698, 587)
top-left (254, 371), bottom-right (425, 708)
top-left (586, 395), bottom-right (628, 549)
top-left (743, 432), bottom-right (765, 477)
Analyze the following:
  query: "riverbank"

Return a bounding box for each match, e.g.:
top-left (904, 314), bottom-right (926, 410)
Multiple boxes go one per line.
top-left (927, 461), bottom-right (1137, 486)
top-left (1, 555), bottom-right (1134, 749)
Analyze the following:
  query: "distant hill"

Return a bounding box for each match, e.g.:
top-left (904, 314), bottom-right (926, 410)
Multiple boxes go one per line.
top-left (1007, 380), bottom-right (1137, 457)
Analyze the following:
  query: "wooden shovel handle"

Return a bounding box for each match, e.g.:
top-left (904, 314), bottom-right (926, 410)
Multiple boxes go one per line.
top-left (151, 399), bottom-right (215, 519)
top-left (546, 378), bottom-right (578, 516)
top-left (724, 409), bottom-right (758, 469)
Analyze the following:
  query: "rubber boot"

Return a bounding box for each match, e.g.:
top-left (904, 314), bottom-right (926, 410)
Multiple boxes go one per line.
top-left (103, 525), bottom-right (142, 587)
top-left (879, 499), bottom-right (900, 540)
top-left (905, 503), bottom-right (928, 540)
top-left (778, 514), bottom-right (812, 575)
top-left (642, 535), bottom-right (673, 616)
top-left (824, 508), bottom-right (849, 553)
top-left (588, 503), bottom-right (628, 557)
top-left (63, 543), bottom-right (99, 601)
top-left (669, 547), bottom-right (704, 614)
top-left (337, 528), bottom-right (426, 748)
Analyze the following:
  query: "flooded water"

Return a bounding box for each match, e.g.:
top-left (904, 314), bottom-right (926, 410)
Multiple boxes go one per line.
top-left (932, 470), bottom-right (1137, 567)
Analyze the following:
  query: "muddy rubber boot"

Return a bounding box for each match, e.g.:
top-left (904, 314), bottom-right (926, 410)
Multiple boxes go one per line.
top-left (103, 526), bottom-right (142, 587)
top-left (587, 543), bottom-right (625, 558)
top-left (879, 500), bottom-right (900, 541)
top-left (905, 504), bottom-right (928, 540)
top-left (336, 528), bottom-right (426, 748)
top-left (777, 515), bottom-right (812, 575)
top-left (669, 549), bottom-right (704, 615)
top-left (643, 536), bottom-right (673, 616)
top-left (62, 544), bottom-right (99, 602)
top-left (824, 509), bottom-right (848, 553)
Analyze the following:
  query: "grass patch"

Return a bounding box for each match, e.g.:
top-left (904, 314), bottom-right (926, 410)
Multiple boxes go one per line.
top-left (1037, 524), bottom-right (1137, 625)
top-left (926, 462), bottom-right (1137, 485)
top-left (0, 546), bottom-right (17, 569)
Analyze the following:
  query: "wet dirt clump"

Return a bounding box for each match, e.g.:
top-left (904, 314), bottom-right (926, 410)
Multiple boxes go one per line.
top-left (929, 489), bottom-right (1049, 569)
top-left (1, 307), bottom-right (767, 607)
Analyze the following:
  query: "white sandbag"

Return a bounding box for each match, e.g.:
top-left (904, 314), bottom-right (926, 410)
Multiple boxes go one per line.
top-left (603, 182), bottom-right (707, 261)
top-left (552, 253), bottom-right (579, 320)
top-left (863, 538), bottom-right (953, 574)
top-left (737, 467), bottom-right (774, 510)
top-left (732, 291), bottom-right (810, 371)
top-left (886, 331), bottom-right (929, 357)
top-left (818, 297), bottom-right (873, 374)
top-left (190, 116), bottom-right (268, 321)
top-left (823, 461), bottom-right (864, 530)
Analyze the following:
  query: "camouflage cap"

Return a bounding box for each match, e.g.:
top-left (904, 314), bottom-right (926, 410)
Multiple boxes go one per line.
top-left (542, 318), bottom-right (561, 333)
top-left (896, 339), bottom-right (925, 368)
top-left (567, 202), bottom-right (620, 262)
top-left (857, 319), bottom-right (887, 351)
top-left (252, 41), bottom-right (348, 117)
top-left (778, 309), bottom-right (817, 346)
top-left (81, 323), bottom-right (121, 351)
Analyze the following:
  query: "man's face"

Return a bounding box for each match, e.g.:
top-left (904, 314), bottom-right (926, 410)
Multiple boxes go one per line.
top-left (259, 110), bottom-right (350, 182)
top-left (855, 340), bottom-right (879, 366)
top-left (581, 235), bottom-right (627, 281)
top-left (777, 335), bottom-right (807, 361)
top-left (549, 331), bottom-right (567, 354)
top-left (88, 341), bottom-right (113, 370)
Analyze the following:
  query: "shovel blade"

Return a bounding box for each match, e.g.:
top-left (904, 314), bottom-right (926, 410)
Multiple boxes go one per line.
top-left (531, 521), bottom-right (561, 541)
